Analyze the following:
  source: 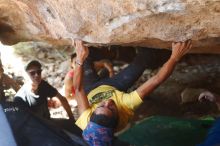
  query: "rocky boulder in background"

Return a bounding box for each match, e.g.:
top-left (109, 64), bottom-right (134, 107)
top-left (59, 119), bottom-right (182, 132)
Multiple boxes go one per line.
top-left (0, 0), bottom-right (220, 53)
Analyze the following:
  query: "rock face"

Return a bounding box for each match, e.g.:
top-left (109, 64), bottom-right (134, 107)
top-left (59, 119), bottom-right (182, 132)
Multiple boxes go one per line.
top-left (0, 0), bottom-right (220, 53)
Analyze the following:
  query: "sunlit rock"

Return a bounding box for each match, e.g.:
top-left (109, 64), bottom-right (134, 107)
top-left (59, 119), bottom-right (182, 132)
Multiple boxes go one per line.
top-left (0, 0), bottom-right (220, 53)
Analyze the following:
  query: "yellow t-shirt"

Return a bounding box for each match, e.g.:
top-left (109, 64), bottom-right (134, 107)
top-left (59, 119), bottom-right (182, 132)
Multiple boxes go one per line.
top-left (75, 85), bottom-right (143, 132)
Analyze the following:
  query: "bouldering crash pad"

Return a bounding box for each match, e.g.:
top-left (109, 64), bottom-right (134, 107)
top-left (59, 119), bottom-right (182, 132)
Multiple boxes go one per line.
top-left (118, 116), bottom-right (214, 146)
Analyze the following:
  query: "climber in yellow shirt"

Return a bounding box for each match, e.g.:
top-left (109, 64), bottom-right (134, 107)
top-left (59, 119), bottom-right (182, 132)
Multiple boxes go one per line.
top-left (73, 40), bottom-right (192, 145)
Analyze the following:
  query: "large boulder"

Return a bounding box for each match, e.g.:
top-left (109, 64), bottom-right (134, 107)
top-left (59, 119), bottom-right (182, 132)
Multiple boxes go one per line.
top-left (0, 0), bottom-right (220, 53)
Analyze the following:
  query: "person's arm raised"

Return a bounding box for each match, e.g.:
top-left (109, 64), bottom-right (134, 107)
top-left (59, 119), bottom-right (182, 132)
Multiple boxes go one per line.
top-left (73, 40), bottom-right (90, 114)
top-left (137, 40), bottom-right (192, 100)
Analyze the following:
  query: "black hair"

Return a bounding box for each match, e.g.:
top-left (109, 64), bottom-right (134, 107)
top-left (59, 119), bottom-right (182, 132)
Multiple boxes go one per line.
top-left (25, 60), bottom-right (42, 71)
top-left (70, 53), bottom-right (77, 62)
top-left (90, 112), bottom-right (118, 128)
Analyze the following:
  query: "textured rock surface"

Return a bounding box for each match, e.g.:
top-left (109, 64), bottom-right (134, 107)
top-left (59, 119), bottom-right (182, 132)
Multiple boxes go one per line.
top-left (0, 0), bottom-right (220, 53)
